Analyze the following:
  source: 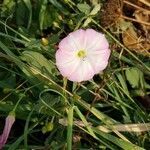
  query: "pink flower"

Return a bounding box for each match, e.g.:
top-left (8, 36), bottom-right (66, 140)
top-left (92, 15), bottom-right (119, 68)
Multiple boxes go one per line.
top-left (56, 29), bottom-right (110, 82)
top-left (0, 113), bottom-right (15, 149)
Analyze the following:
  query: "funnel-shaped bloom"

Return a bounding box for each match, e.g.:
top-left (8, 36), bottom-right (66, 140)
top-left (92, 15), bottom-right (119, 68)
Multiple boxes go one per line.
top-left (0, 113), bottom-right (15, 149)
top-left (56, 29), bottom-right (110, 82)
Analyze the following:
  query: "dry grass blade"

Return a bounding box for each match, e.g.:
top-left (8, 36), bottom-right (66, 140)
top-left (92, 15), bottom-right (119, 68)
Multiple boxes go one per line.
top-left (123, 0), bottom-right (150, 14)
top-left (59, 118), bottom-right (150, 133)
top-left (97, 122), bottom-right (150, 133)
top-left (121, 15), bottom-right (150, 26)
top-left (100, 0), bottom-right (150, 56)
top-left (139, 0), bottom-right (150, 7)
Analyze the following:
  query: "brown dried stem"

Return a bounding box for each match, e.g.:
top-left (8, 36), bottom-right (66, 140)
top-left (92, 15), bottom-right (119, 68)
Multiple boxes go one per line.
top-left (123, 0), bottom-right (150, 14)
top-left (139, 0), bottom-right (150, 7)
top-left (121, 15), bottom-right (150, 26)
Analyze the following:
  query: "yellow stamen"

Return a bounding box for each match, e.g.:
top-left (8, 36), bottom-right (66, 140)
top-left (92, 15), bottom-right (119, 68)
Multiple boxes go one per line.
top-left (77, 50), bottom-right (86, 58)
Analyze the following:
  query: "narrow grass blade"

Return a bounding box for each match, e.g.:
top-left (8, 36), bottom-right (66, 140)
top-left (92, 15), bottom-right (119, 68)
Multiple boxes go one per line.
top-left (93, 127), bottom-right (144, 150)
top-left (67, 106), bottom-right (74, 150)
top-left (74, 106), bottom-right (97, 139)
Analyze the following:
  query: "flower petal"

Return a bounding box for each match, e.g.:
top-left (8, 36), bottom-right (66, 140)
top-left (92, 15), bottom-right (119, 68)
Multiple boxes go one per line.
top-left (59, 29), bottom-right (86, 51)
top-left (0, 114), bottom-right (15, 149)
top-left (68, 60), bottom-right (94, 82)
top-left (56, 28), bottom-right (111, 82)
top-left (87, 49), bottom-right (110, 73)
top-left (56, 49), bottom-right (76, 66)
top-left (56, 49), bottom-right (81, 78)
top-left (85, 29), bottom-right (109, 51)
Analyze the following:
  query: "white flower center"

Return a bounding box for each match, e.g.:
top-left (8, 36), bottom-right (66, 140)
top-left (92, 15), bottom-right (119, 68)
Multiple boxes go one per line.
top-left (76, 50), bottom-right (87, 59)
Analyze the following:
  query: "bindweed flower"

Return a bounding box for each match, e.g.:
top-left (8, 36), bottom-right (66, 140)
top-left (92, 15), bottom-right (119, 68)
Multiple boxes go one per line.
top-left (56, 29), bottom-right (110, 82)
top-left (0, 112), bottom-right (15, 149)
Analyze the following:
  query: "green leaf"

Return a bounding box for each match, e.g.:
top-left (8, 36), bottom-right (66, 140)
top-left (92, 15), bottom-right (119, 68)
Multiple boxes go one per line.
top-left (20, 51), bottom-right (55, 76)
top-left (0, 73), bottom-right (16, 89)
top-left (116, 73), bottom-right (129, 95)
top-left (74, 106), bottom-right (97, 138)
top-left (93, 128), bottom-right (144, 150)
top-left (39, 0), bottom-right (50, 30)
top-left (22, 0), bottom-right (32, 28)
top-left (48, 0), bottom-right (68, 15)
top-left (118, 19), bottom-right (132, 31)
top-left (15, 0), bottom-right (29, 27)
top-left (83, 17), bottom-right (92, 27)
top-left (77, 3), bottom-right (91, 14)
top-left (90, 4), bottom-right (101, 15)
top-left (125, 67), bottom-right (143, 88)
top-left (39, 1), bottom-right (58, 30)
top-left (49, 34), bottom-right (59, 45)
top-left (1, 0), bottom-right (16, 17)
top-left (2, 0), bottom-right (14, 6)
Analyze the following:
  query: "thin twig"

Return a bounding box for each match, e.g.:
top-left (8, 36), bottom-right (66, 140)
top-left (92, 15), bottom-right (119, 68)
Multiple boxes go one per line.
top-left (121, 15), bottom-right (150, 26)
top-left (123, 0), bottom-right (150, 14)
top-left (139, 0), bottom-right (150, 7)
